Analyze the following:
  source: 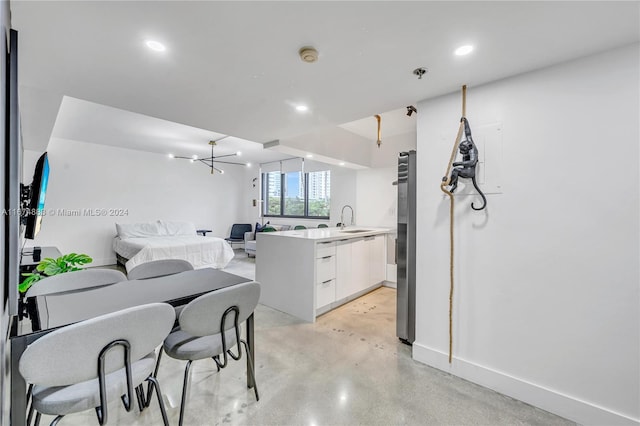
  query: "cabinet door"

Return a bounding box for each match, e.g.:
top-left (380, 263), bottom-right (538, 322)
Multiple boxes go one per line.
top-left (350, 237), bottom-right (369, 293)
top-left (335, 239), bottom-right (352, 300)
top-left (367, 235), bottom-right (386, 285)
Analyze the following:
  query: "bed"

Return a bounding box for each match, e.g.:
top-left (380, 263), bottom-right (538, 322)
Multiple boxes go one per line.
top-left (113, 220), bottom-right (235, 272)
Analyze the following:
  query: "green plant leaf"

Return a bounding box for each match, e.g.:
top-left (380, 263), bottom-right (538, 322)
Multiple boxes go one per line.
top-left (19, 273), bottom-right (42, 293)
top-left (35, 257), bottom-right (56, 273)
top-left (42, 260), bottom-right (63, 276)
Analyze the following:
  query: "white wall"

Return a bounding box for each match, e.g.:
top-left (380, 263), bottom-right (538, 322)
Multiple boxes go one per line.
top-left (413, 44), bottom-right (639, 425)
top-left (356, 167), bottom-right (397, 228)
top-left (26, 138), bottom-right (246, 265)
top-left (278, 126), bottom-right (372, 168)
top-left (369, 131), bottom-right (416, 169)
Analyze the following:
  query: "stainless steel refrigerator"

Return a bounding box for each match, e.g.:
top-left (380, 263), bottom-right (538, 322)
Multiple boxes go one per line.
top-left (397, 150), bottom-right (416, 344)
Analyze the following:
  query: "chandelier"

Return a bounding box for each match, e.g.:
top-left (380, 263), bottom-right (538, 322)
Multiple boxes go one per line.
top-left (171, 136), bottom-right (246, 174)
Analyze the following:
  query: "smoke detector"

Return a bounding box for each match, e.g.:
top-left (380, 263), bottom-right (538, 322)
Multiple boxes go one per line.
top-left (299, 46), bottom-right (319, 63)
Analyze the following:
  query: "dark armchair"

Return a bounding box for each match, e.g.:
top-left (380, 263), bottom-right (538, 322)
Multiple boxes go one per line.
top-left (225, 224), bottom-right (253, 247)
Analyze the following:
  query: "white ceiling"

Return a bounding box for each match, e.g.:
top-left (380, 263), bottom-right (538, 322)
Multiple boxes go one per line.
top-left (10, 1), bottom-right (639, 158)
top-left (340, 107), bottom-right (416, 141)
top-left (51, 96), bottom-right (293, 165)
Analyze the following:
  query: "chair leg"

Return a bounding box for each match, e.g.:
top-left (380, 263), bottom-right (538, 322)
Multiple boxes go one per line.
top-left (26, 384), bottom-right (34, 426)
top-left (145, 347), bottom-right (164, 408)
top-left (49, 415), bottom-right (64, 426)
top-left (136, 385), bottom-right (146, 412)
top-left (212, 355), bottom-right (221, 372)
top-left (145, 376), bottom-right (170, 426)
top-left (240, 340), bottom-right (259, 401)
top-left (34, 411), bottom-right (41, 426)
top-left (178, 360), bottom-right (193, 426)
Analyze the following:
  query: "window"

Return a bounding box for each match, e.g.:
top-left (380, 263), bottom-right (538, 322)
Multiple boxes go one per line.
top-left (262, 170), bottom-right (331, 218)
top-left (264, 171), bottom-right (281, 216)
top-left (307, 170), bottom-right (330, 217)
top-left (284, 171), bottom-right (304, 216)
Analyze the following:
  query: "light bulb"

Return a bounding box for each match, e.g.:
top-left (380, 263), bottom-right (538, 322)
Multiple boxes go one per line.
top-left (454, 45), bottom-right (474, 56)
top-left (145, 40), bottom-right (166, 52)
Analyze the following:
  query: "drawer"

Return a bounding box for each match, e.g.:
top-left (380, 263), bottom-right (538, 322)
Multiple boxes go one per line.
top-left (316, 241), bottom-right (336, 258)
top-left (316, 279), bottom-right (336, 308)
top-left (316, 255), bottom-right (336, 283)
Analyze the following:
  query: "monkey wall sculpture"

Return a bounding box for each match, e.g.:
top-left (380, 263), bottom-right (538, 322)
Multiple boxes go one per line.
top-left (446, 117), bottom-right (487, 211)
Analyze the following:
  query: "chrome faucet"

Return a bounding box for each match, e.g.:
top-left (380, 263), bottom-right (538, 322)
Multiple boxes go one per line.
top-left (340, 205), bottom-right (355, 230)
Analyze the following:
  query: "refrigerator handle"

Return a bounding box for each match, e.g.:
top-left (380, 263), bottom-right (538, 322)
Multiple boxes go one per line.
top-left (395, 238), bottom-right (398, 264)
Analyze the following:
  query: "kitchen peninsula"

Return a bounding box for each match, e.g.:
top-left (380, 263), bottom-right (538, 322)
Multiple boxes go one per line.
top-left (256, 227), bottom-right (391, 322)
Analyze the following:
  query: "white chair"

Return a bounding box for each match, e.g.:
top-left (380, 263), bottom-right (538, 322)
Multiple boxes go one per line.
top-left (127, 259), bottom-right (194, 280)
top-left (160, 281), bottom-right (261, 426)
top-left (19, 303), bottom-right (175, 426)
top-left (25, 269), bottom-right (127, 330)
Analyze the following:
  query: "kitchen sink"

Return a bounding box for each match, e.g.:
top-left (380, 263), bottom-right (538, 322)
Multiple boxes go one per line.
top-left (340, 229), bottom-right (369, 233)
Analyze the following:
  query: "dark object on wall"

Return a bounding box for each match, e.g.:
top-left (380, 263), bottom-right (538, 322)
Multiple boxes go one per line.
top-left (23, 152), bottom-right (50, 239)
top-left (447, 118), bottom-right (487, 211)
top-left (406, 105), bottom-right (417, 116)
top-left (5, 29), bottom-right (22, 317)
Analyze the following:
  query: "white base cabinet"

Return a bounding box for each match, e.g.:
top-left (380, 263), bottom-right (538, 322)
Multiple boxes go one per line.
top-left (256, 228), bottom-right (390, 322)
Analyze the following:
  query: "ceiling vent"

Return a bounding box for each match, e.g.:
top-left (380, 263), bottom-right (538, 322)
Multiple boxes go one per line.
top-left (299, 46), bottom-right (319, 63)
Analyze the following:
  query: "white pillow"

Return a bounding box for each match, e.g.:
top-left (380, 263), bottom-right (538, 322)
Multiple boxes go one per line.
top-left (116, 221), bottom-right (161, 238)
top-left (158, 220), bottom-right (196, 236)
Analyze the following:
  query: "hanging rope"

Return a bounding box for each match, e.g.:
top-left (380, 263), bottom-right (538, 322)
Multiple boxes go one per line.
top-left (440, 85), bottom-right (467, 364)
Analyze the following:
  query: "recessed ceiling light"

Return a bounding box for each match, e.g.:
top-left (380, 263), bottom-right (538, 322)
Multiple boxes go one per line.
top-left (454, 45), bottom-right (474, 56)
top-left (145, 40), bottom-right (166, 52)
top-left (191, 155), bottom-right (198, 160)
top-left (295, 105), bottom-right (309, 112)
top-left (168, 153), bottom-right (174, 158)
top-left (306, 154), bottom-right (313, 158)
top-left (246, 163), bottom-right (252, 167)
top-left (236, 151), bottom-right (242, 156)
top-left (339, 162), bottom-right (345, 166)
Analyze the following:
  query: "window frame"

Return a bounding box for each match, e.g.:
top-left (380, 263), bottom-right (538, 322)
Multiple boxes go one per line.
top-left (262, 170), bottom-right (330, 219)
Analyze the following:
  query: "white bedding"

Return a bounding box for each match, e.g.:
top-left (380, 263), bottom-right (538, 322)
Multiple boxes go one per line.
top-left (113, 236), bottom-right (235, 272)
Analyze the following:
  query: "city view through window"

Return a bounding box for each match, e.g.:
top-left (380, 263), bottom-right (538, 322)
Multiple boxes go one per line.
top-left (264, 170), bottom-right (331, 218)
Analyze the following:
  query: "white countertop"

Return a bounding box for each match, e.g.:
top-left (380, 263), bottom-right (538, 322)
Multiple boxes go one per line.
top-left (258, 226), bottom-right (392, 242)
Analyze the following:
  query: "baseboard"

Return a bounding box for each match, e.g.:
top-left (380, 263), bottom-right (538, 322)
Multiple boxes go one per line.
top-left (382, 281), bottom-right (396, 289)
top-left (412, 343), bottom-right (639, 426)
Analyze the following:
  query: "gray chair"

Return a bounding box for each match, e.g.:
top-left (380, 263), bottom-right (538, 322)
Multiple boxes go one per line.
top-left (19, 303), bottom-right (175, 426)
top-left (161, 281), bottom-right (261, 426)
top-left (25, 269), bottom-right (127, 330)
top-left (127, 259), bottom-right (194, 280)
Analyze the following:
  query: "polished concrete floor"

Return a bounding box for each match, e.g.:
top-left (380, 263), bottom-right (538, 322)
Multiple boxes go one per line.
top-left (40, 251), bottom-right (574, 425)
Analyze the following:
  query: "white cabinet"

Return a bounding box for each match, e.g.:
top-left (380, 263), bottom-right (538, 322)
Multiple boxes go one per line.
top-left (258, 229), bottom-right (389, 322)
top-left (335, 236), bottom-right (386, 302)
top-left (315, 242), bottom-right (336, 309)
top-left (316, 255), bottom-right (335, 283)
top-left (351, 238), bottom-right (369, 293)
top-left (335, 239), bottom-right (352, 300)
top-left (366, 235), bottom-right (386, 285)
top-left (316, 279), bottom-right (336, 308)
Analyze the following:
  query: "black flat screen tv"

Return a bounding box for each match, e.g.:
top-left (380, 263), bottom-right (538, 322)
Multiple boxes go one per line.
top-left (23, 152), bottom-right (49, 240)
top-left (4, 28), bottom-right (21, 317)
